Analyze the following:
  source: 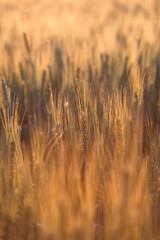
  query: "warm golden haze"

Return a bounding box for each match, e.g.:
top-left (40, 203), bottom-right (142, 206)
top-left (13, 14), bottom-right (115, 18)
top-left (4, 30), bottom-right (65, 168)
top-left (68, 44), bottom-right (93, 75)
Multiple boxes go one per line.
top-left (0, 0), bottom-right (160, 239)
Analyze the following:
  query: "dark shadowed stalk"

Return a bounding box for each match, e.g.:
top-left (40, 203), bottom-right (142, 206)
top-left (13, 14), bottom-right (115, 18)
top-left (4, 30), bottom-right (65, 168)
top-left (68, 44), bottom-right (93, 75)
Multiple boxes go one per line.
top-left (155, 59), bottom-right (160, 97)
top-left (88, 62), bottom-right (93, 86)
top-left (67, 56), bottom-right (70, 82)
top-left (73, 77), bottom-right (81, 129)
top-left (138, 51), bottom-right (143, 74)
top-left (23, 32), bottom-right (31, 58)
top-left (119, 56), bottom-right (129, 105)
top-left (62, 95), bottom-right (67, 138)
top-left (54, 46), bottom-right (63, 92)
top-left (19, 62), bottom-right (25, 81)
top-left (32, 63), bottom-right (37, 130)
top-left (154, 59), bottom-right (160, 130)
top-left (105, 54), bottom-right (110, 91)
top-left (48, 64), bottom-right (53, 83)
top-left (2, 66), bottom-right (8, 83)
top-left (76, 66), bottom-right (80, 79)
top-left (100, 54), bottom-right (105, 84)
top-left (39, 70), bottom-right (46, 123)
top-left (81, 112), bottom-right (88, 189)
top-left (1, 79), bottom-right (11, 117)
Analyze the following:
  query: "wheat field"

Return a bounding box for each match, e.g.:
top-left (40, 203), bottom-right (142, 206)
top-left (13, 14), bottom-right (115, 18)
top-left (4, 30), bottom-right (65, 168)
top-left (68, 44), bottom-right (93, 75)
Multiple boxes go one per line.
top-left (0, 0), bottom-right (160, 239)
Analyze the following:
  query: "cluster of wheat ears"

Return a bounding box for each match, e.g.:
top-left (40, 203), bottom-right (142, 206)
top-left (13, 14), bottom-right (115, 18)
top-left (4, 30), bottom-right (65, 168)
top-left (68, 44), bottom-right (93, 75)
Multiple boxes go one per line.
top-left (0, 5), bottom-right (160, 237)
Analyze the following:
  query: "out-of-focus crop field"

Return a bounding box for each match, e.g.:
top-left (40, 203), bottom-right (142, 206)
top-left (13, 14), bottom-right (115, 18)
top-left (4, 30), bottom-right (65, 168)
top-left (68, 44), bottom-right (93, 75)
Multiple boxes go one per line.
top-left (0, 0), bottom-right (160, 239)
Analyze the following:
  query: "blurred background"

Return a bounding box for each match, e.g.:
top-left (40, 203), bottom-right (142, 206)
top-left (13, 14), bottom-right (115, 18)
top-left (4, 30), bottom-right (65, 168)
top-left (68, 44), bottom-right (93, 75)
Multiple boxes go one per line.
top-left (0, 0), bottom-right (159, 54)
